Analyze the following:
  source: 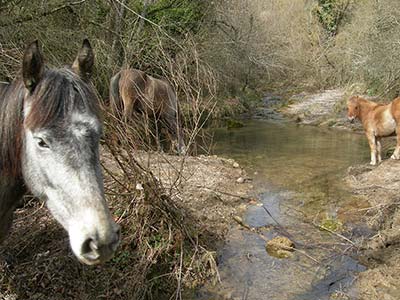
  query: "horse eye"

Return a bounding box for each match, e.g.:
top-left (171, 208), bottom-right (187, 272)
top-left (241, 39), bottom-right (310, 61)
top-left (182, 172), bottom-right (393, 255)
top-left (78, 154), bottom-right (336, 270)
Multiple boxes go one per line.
top-left (37, 138), bottom-right (49, 149)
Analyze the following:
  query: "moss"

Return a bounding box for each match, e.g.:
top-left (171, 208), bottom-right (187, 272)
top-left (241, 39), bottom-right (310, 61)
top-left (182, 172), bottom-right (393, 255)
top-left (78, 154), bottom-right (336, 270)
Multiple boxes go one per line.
top-left (320, 216), bottom-right (343, 232)
top-left (265, 236), bottom-right (294, 259)
top-left (226, 119), bottom-right (244, 129)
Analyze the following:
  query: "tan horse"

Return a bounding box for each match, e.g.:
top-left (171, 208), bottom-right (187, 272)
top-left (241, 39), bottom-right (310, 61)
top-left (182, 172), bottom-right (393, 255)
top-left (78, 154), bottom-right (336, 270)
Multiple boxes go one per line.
top-left (109, 68), bottom-right (186, 154)
top-left (347, 96), bottom-right (400, 165)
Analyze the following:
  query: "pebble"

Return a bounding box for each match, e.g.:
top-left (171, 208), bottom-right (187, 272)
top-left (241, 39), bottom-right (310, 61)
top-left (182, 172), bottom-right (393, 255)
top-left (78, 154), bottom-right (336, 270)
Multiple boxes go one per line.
top-left (236, 177), bottom-right (244, 183)
top-left (233, 162), bottom-right (240, 168)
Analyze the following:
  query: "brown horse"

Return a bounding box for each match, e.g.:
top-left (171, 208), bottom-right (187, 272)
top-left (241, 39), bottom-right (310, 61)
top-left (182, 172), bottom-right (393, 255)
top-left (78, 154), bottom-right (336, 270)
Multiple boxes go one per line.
top-left (347, 95), bottom-right (400, 165)
top-left (109, 68), bottom-right (186, 154)
top-left (0, 40), bottom-right (119, 265)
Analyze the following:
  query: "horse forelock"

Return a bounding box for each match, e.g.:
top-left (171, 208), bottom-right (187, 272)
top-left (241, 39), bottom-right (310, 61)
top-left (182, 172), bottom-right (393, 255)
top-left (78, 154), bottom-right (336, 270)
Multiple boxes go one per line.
top-left (0, 68), bottom-right (100, 179)
top-left (25, 68), bottom-right (100, 130)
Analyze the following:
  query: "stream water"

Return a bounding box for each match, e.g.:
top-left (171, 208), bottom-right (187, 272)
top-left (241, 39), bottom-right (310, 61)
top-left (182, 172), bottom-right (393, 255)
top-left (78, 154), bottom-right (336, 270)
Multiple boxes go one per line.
top-left (192, 120), bottom-right (372, 300)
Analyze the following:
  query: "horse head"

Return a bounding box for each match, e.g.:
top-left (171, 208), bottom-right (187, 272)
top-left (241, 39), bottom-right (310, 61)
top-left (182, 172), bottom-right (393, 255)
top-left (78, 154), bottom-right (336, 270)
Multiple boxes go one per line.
top-left (21, 40), bottom-right (119, 265)
top-left (347, 96), bottom-right (361, 123)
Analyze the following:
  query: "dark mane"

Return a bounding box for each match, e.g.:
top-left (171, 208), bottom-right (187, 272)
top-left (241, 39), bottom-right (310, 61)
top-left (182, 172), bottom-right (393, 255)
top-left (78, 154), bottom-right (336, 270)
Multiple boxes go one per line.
top-left (25, 68), bottom-right (100, 129)
top-left (0, 68), bottom-right (100, 180)
top-left (0, 80), bottom-right (26, 179)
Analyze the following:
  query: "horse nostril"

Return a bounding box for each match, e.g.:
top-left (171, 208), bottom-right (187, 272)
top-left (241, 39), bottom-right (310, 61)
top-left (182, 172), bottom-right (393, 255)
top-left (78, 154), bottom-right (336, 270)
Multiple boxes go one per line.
top-left (81, 237), bottom-right (99, 256)
top-left (90, 239), bottom-right (99, 250)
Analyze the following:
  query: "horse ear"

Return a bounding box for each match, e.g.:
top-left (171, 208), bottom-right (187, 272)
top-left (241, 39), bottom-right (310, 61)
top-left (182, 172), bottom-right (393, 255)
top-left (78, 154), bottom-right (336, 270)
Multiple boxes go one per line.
top-left (22, 40), bottom-right (44, 92)
top-left (72, 39), bottom-right (94, 80)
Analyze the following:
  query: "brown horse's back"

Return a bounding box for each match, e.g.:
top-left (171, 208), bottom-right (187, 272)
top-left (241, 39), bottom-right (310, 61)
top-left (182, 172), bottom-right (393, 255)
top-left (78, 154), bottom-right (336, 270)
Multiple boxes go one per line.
top-left (146, 76), bottom-right (176, 116)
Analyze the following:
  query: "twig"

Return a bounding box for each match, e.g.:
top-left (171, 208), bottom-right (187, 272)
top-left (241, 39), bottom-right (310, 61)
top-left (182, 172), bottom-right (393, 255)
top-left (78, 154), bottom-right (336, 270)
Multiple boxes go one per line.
top-left (0, 0), bottom-right (86, 27)
top-left (313, 222), bottom-right (356, 246)
top-left (200, 186), bottom-right (250, 200)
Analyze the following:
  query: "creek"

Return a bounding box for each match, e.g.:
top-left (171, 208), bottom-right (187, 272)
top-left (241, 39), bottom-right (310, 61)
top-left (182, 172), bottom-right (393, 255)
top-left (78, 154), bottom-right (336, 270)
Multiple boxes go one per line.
top-left (193, 119), bottom-right (371, 300)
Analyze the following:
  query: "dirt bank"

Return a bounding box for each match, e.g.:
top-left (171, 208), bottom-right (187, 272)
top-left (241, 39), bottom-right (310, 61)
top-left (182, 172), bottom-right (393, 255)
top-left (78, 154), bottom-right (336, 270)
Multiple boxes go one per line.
top-left (126, 152), bottom-right (253, 237)
top-left (280, 89), bottom-right (363, 131)
top-left (0, 151), bottom-right (252, 300)
top-left (346, 160), bottom-right (400, 300)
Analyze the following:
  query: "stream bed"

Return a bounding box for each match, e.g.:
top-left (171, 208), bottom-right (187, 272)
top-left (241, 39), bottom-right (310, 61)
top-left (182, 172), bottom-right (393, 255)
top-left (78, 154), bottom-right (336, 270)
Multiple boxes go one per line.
top-left (191, 120), bottom-right (372, 300)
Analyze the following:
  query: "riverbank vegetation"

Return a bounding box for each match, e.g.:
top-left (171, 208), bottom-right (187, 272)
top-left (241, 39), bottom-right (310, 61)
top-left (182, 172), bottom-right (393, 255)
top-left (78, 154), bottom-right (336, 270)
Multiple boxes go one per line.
top-left (1, 1), bottom-right (399, 108)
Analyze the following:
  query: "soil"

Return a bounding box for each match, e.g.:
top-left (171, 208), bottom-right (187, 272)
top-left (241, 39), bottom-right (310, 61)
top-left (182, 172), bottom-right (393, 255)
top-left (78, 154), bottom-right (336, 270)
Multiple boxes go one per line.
top-left (129, 152), bottom-right (253, 237)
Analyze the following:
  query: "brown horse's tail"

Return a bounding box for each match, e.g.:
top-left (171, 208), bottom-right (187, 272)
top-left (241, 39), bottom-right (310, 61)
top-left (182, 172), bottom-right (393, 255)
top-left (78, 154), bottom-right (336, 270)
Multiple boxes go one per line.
top-left (109, 71), bottom-right (122, 117)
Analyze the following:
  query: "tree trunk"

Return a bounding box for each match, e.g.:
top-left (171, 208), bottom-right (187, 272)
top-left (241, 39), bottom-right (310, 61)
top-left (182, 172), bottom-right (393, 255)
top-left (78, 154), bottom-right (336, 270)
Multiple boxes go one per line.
top-left (108, 0), bottom-right (127, 69)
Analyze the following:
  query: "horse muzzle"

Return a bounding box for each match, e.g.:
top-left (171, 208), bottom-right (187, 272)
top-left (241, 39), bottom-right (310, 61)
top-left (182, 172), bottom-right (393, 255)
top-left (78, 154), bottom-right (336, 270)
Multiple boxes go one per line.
top-left (69, 221), bottom-right (121, 265)
top-left (79, 226), bottom-right (120, 265)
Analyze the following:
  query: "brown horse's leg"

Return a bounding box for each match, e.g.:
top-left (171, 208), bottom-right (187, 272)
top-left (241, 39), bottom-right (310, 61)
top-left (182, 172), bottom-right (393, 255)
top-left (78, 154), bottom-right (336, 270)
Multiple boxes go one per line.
top-left (164, 113), bottom-right (185, 155)
top-left (391, 126), bottom-right (400, 160)
top-left (366, 132), bottom-right (378, 165)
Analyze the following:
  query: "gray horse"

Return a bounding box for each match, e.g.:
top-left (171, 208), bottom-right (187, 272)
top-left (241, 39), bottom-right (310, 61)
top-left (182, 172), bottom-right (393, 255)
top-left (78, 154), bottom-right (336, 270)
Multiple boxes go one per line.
top-left (0, 40), bottom-right (119, 265)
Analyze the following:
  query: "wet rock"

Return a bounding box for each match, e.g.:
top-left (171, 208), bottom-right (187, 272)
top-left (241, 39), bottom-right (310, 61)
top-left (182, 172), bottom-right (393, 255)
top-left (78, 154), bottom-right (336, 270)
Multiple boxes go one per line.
top-left (265, 236), bottom-right (294, 259)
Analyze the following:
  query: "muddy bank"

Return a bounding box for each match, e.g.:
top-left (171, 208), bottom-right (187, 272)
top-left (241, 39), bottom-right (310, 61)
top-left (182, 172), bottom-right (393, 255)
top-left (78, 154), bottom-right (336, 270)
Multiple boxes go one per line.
top-left (346, 160), bottom-right (400, 300)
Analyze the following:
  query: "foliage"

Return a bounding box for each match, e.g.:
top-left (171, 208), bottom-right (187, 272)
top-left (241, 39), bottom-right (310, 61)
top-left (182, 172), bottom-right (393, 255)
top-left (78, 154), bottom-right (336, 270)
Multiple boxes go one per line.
top-left (313, 0), bottom-right (352, 36)
top-left (146, 0), bottom-right (206, 35)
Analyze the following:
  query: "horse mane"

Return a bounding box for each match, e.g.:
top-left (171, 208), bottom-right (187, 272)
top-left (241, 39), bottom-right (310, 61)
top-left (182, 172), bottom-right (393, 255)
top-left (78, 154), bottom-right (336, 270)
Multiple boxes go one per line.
top-left (25, 68), bottom-right (100, 130)
top-left (351, 95), bottom-right (379, 107)
top-left (0, 68), bottom-right (100, 179)
top-left (0, 80), bottom-right (26, 179)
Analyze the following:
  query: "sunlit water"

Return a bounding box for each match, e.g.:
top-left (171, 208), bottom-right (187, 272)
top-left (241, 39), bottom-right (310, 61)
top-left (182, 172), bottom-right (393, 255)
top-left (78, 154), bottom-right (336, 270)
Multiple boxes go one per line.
top-left (191, 120), bottom-right (371, 300)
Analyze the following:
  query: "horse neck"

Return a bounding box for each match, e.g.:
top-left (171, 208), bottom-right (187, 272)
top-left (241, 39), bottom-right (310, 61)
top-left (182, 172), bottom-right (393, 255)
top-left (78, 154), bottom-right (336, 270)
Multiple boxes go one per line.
top-left (358, 99), bottom-right (377, 123)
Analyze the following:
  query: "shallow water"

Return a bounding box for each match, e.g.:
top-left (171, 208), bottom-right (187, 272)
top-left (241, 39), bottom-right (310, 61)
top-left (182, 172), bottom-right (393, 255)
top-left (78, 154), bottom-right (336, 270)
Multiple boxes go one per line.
top-left (192, 120), bottom-right (371, 300)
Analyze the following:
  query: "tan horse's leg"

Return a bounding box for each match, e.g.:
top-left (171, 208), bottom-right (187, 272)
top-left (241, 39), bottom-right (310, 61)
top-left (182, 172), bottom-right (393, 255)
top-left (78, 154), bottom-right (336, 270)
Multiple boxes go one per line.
top-left (366, 133), bottom-right (378, 165)
top-left (391, 126), bottom-right (400, 160)
top-left (376, 137), bottom-right (382, 163)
